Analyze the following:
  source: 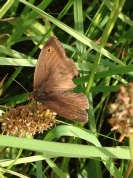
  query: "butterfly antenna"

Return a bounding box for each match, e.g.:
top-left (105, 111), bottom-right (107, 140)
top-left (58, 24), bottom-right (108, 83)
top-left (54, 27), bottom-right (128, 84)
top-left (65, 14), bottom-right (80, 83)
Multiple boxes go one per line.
top-left (12, 78), bottom-right (29, 94)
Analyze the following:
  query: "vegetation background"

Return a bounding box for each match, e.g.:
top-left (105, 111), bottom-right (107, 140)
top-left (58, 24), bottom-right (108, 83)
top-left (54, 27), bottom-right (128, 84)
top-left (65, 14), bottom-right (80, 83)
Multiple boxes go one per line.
top-left (0, 0), bottom-right (133, 177)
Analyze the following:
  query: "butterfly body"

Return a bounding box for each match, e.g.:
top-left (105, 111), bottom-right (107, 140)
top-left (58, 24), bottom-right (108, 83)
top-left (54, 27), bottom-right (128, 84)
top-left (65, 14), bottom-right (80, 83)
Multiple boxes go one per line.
top-left (32, 36), bottom-right (89, 122)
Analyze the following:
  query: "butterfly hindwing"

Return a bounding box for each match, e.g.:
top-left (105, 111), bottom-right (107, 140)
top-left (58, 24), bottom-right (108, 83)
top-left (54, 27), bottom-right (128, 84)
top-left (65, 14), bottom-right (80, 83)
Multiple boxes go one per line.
top-left (41, 92), bottom-right (88, 122)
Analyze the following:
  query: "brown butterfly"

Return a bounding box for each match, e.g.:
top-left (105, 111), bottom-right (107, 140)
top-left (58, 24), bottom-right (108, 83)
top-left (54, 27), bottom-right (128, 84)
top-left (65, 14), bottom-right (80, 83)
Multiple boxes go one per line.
top-left (31, 36), bottom-right (88, 122)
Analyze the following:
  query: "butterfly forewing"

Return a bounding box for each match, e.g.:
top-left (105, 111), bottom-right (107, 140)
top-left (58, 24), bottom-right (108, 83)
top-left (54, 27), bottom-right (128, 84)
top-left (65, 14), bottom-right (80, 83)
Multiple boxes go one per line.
top-left (34, 36), bottom-right (78, 92)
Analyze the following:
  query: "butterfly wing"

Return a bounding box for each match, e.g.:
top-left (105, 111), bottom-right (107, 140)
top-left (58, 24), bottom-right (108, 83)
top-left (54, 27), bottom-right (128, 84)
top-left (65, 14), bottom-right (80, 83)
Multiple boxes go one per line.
top-left (41, 92), bottom-right (88, 122)
top-left (34, 36), bottom-right (78, 92)
top-left (33, 36), bottom-right (89, 122)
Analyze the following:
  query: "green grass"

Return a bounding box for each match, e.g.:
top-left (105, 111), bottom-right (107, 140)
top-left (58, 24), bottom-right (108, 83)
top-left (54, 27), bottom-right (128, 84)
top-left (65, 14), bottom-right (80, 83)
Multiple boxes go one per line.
top-left (0, 0), bottom-right (133, 177)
